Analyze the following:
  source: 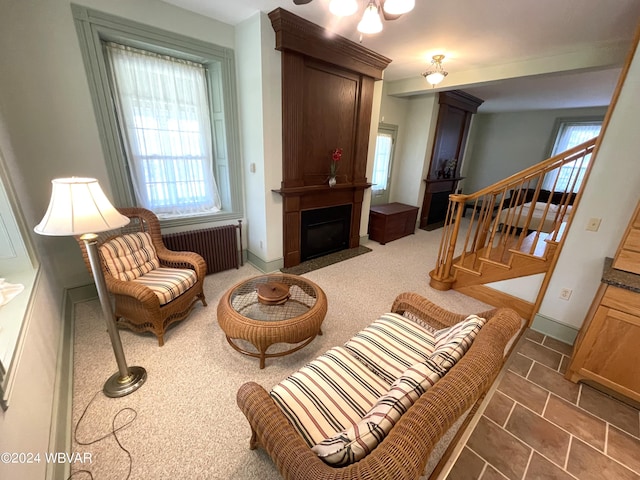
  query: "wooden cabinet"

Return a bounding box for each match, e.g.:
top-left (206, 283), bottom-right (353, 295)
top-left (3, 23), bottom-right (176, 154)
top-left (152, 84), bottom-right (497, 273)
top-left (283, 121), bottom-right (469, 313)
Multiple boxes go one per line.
top-left (420, 90), bottom-right (483, 230)
top-left (368, 203), bottom-right (419, 244)
top-left (566, 283), bottom-right (640, 402)
top-left (566, 200), bottom-right (640, 402)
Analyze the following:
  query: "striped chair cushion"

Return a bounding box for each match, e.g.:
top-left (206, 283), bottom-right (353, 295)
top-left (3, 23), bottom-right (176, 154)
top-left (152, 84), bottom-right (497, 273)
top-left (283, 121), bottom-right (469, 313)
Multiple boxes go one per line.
top-left (132, 267), bottom-right (197, 305)
top-left (270, 346), bottom-right (391, 448)
top-left (343, 313), bottom-right (437, 383)
top-left (312, 358), bottom-right (445, 466)
top-left (431, 314), bottom-right (486, 370)
top-left (100, 232), bottom-right (160, 281)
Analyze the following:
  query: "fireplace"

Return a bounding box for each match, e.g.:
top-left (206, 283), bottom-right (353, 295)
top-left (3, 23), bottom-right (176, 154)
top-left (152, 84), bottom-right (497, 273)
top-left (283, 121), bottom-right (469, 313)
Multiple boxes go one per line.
top-left (269, 9), bottom-right (391, 268)
top-left (301, 204), bottom-right (352, 261)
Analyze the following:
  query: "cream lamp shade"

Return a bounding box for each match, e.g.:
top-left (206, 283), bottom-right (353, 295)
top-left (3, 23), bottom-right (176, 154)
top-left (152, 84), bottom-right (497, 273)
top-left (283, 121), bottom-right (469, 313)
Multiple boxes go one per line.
top-left (358, 2), bottom-right (383, 34)
top-left (383, 0), bottom-right (415, 15)
top-left (34, 177), bottom-right (129, 236)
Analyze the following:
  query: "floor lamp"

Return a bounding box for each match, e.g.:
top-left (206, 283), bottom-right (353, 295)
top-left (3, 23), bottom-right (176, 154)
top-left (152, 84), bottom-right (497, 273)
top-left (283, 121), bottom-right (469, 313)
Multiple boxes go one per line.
top-left (35, 177), bottom-right (147, 397)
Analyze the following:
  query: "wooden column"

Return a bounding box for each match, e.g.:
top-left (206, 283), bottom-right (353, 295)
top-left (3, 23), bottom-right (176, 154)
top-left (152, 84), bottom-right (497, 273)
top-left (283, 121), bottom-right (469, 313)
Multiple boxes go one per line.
top-left (420, 90), bottom-right (484, 230)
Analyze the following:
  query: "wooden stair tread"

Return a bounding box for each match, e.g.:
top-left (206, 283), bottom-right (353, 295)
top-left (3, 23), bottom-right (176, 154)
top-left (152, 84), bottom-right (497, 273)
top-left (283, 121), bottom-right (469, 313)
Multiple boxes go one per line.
top-left (452, 264), bottom-right (482, 276)
top-left (510, 231), bottom-right (551, 258)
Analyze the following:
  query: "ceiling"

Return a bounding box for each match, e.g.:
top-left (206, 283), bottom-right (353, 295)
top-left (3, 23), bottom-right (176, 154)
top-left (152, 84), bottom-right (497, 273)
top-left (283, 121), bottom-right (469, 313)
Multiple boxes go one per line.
top-left (160, 0), bottom-right (640, 111)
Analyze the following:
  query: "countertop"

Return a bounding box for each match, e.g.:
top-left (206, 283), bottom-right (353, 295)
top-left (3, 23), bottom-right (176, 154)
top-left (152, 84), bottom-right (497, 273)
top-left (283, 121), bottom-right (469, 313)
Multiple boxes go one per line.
top-left (602, 257), bottom-right (640, 293)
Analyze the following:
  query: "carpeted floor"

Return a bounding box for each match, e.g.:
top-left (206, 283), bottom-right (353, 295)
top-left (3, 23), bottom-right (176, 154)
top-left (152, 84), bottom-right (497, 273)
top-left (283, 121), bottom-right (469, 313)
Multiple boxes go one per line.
top-left (70, 227), bottom-right (494, 479)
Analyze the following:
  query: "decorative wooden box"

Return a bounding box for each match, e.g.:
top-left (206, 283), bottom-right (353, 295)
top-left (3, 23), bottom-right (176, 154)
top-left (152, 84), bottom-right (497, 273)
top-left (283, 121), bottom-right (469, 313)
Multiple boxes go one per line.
top-left (368, 203), bottom-right (419, 245)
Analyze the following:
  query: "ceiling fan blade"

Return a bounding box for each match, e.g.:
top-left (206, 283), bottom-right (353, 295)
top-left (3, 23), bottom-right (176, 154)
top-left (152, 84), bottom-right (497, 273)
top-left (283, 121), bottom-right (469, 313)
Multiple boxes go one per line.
top-left (293, 0), bottom-right (313, 4)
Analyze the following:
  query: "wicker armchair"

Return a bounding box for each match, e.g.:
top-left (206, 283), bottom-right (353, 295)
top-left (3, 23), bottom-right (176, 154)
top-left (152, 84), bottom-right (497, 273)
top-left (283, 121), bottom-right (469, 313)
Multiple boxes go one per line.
top-left (76, 207), bottom-right (207, 346)
top-left (237, 293), bottom-right (522, 480)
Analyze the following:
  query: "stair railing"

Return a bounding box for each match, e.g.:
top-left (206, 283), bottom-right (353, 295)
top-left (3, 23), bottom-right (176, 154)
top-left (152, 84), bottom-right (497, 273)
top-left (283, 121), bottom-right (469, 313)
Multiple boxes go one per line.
top-left (429, 137), bottom-right (597, 290)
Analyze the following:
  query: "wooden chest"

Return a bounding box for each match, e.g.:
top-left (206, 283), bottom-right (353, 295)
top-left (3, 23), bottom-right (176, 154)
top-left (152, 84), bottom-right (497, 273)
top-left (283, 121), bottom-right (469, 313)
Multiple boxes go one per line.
top-left (368, 203), bottom-right (419, 245)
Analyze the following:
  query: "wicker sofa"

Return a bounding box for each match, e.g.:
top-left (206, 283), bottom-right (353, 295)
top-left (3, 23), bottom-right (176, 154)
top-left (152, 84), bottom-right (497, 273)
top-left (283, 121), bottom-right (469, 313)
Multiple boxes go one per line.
top-left (237, 292), bottom-right (522, 480)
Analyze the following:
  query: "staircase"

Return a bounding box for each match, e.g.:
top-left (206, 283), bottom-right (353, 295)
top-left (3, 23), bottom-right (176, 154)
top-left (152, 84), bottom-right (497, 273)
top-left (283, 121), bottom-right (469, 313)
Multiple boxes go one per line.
top-left (429, 137), bottom-right (597, 320)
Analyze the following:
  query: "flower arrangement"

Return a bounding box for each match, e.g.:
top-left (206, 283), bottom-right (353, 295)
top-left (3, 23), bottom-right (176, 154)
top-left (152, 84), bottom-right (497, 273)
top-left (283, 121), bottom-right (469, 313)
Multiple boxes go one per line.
top-left (330, 148), bottom-right (342, 177)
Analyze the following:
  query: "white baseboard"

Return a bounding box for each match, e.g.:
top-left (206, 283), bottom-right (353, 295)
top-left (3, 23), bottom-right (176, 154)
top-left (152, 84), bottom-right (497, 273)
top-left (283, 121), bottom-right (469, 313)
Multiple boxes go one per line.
top-left (46, 284), bottom-right (97, 480)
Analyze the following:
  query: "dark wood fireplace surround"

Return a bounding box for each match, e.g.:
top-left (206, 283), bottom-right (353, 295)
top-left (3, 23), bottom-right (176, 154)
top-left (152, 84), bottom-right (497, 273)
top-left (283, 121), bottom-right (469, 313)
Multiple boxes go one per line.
top-left (269, 9), bottom-right (392, 267)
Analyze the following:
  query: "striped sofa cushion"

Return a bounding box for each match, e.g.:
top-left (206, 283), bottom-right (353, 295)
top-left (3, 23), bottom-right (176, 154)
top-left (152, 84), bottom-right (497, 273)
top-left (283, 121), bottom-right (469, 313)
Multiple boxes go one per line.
top-left (312, 358), bottom-right (445, 466)
top-left (343, 313), bottom-right (437, 383)
top-left (132, 267), bottom-right (197, 305)
top-left (100, 232), bottom-right (160, 281)
top-left (270, 346), bottom-right (391, 448)
top-left (431, 314), bottom-right (486, 370)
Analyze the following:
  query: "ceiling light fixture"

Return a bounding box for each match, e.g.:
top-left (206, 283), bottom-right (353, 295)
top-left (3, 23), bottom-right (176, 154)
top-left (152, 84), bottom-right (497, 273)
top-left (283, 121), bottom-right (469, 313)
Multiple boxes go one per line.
top-left (329, 0), bottom-right (359, 16)
top-left (357, 2), bottom-right (383, 34)
top-left (422, 54), bottom-right (449, 87)
top-left (383, 0), bottom-right (415, 15)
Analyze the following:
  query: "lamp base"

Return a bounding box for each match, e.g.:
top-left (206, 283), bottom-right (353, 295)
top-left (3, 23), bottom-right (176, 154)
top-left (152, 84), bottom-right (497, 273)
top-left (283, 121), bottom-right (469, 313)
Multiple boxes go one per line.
top-left (103, 366), bottom-right (147, 398)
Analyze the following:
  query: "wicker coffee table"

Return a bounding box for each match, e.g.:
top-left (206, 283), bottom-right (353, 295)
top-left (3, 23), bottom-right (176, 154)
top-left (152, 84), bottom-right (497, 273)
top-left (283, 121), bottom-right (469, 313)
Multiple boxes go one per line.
top-left (217, 274), bottom-right (327, 368)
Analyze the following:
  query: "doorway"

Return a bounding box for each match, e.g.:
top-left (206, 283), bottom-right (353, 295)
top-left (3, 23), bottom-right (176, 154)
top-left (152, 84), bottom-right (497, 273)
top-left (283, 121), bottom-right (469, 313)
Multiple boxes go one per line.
top-left (371, 123), bottom-right (397, 206)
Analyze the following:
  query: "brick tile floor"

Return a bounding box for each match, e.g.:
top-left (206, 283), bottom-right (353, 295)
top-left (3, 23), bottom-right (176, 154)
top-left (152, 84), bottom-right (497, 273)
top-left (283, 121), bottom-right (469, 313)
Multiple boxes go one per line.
top-left (446, 329), bottom-right (640, 480)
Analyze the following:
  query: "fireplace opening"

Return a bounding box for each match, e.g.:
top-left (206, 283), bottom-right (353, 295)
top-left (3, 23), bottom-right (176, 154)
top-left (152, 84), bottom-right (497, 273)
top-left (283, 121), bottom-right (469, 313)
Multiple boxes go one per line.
top-left (301, 204), bottom-right (352, 261)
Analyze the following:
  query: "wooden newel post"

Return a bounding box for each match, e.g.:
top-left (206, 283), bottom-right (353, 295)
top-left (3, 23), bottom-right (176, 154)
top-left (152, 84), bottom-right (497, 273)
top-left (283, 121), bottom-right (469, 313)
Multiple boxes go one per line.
top-left (429, 196), bottom-right (464, 290)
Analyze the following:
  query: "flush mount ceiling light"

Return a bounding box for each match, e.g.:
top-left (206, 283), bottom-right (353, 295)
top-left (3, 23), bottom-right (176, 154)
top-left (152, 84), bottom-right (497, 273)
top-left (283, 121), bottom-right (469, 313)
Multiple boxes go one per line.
top-left (358, 2), bottom-right (383, 34)
top-left (422, 54), bottom-right (449, 87)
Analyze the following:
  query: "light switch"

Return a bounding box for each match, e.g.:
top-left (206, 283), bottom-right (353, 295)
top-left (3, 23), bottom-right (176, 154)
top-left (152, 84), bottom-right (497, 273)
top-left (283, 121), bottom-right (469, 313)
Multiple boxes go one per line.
top-left (249, 163), bottom-right (256, 173)
top-left (586, 217), bottom-right (601, 232)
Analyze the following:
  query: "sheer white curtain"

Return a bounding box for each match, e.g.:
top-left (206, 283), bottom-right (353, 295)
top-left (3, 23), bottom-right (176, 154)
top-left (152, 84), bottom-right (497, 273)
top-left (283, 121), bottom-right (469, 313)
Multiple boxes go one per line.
top-left (542, 122), bottom-right (602, 192)
top-left (372, 132), bottom-right (393, 191)
top-left (106, 43), bottom-right (221, 218)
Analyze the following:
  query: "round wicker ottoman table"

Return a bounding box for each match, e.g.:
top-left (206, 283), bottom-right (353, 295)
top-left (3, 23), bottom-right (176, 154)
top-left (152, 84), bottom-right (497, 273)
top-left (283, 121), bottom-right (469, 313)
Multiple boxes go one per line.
top-left (217, 274), bottom-right (327, 369)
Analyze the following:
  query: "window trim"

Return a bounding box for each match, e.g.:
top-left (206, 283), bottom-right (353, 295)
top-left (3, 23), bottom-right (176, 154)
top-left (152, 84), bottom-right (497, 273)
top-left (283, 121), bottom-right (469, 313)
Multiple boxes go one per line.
top-left (545, 115), bottom-right (604, 158)
top-left (71, 4), bottom-right (243, 227)
top-left (0, 143), bottom-right (39, 410)
top-left (542, 116), bottom-right (603, 193)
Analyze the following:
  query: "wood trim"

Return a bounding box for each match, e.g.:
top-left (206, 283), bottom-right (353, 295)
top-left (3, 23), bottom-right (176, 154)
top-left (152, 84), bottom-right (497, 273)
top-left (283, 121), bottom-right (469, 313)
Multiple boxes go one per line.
top-left (612, 200), bottom-right (640, 273)
top-left (268, 8), bottom-right (392, 80)
top-left (438, 90), bottom-right (484, 113)
top-left (456, 284), bottom-right (534, 319)
top-left (281, 54), bottom-right (306, 189)
top-left (530, 23), bottom-right (640, 326)
top-left (574, 370), bottom-right (640, 404)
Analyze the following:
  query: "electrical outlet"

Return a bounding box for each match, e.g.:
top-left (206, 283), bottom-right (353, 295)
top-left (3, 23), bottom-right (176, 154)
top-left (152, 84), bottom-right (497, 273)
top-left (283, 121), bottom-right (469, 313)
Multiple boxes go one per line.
top-left (559, 288), bottom-right (572, 301)
top-left (586, 217), bottom-right (601, 232)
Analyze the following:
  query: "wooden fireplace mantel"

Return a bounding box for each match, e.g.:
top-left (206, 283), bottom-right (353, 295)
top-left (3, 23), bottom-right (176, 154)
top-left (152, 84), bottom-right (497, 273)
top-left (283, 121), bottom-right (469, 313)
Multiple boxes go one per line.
top-left (272, 183), bottom-right (373, 196)
top-left (269, 9), bottom-right (390, 267)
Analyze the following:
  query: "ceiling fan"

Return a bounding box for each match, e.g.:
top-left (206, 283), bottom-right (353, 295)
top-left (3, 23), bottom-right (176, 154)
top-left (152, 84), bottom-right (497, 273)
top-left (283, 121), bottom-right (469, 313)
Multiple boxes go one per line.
top-left (292, 0), bottom-right (415, 33)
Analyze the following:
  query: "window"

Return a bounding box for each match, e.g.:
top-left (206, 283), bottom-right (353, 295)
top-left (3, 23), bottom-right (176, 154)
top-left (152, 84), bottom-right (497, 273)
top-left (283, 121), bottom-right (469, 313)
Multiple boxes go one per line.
top-left (0, 150), bottom-right (38, 410)
top-left (542, 120), bottom-right (602, 192)
top-left (72, 6), bottom-right (243, 226)
top-left (106, 43), bottom-right (221, 218)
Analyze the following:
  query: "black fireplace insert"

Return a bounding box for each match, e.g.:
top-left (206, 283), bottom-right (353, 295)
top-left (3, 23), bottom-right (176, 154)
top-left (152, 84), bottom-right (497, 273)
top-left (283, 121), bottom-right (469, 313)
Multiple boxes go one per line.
top-left (300, 204), bottom-right (352, 261)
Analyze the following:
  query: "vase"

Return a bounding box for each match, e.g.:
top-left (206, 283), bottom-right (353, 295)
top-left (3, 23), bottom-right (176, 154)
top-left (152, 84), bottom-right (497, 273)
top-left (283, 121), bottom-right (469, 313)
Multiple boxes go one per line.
top-left (328, 176), bottom-right (336, 187)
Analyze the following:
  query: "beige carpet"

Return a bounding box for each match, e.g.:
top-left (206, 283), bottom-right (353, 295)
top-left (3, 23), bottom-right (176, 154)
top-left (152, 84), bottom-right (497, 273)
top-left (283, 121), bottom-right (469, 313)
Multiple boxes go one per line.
top-left (71, 227), bottom-right (493, 479)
